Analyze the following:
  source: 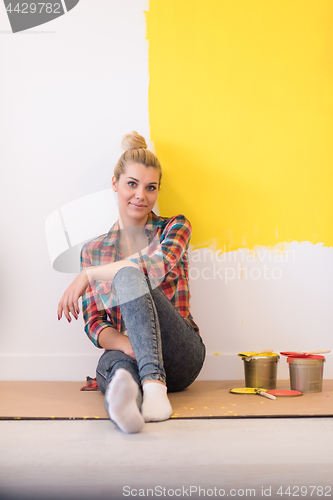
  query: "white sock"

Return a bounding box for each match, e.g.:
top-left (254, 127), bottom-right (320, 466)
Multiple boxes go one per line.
top-left (105, 368), bottom-right (144, 434)
top-left (141, 382), bottom-right (173, 422)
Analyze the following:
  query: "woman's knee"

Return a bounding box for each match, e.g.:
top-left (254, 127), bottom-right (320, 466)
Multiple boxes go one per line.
top-left (113, 266), bottom-right (149, 304)
top-left (113, 265), bottom-right (143, 285)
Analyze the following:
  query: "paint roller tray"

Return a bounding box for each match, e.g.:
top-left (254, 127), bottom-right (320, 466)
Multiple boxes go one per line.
top-left (1, 380), bottom-right (333, 419)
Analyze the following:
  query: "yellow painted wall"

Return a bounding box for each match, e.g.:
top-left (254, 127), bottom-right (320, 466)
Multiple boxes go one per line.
top-left (146, 0), bottom-right (333, 251)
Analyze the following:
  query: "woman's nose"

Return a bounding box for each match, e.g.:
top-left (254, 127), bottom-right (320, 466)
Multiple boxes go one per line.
top-left (135, 188), bottom-right (145, 199)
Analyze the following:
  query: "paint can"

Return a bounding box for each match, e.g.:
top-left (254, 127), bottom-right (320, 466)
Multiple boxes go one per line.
top-left (287, 355), bottom-right (325, 393)
top-left (242, 354), bottom-right (280, 390)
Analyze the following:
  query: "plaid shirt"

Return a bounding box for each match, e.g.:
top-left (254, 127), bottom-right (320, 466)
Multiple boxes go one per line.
top-left (80, 211), bottom-right (200, 348)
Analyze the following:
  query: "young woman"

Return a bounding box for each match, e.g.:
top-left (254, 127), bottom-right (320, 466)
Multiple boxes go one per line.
top-left (57, 131), bottom-right (206, 433)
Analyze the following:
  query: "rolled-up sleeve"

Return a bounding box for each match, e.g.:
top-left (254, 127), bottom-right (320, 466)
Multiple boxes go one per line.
top-left (128, 215), bottom-right (191, 284)
top-left (80, 243), bottom-right (115, 348)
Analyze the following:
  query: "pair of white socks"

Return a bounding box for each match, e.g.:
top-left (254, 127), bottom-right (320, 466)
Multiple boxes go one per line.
top-left (105, 368), bottom-right (173, 434)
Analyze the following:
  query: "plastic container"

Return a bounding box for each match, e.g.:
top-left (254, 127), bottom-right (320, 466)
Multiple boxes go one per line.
top-left (288, 355), bottom-right (325, 393)
top-left (242, 354), bottom-right (280, 390)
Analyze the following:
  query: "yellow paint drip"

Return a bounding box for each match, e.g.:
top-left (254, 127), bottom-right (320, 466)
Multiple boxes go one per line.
top-left (146, 1), bottom-right (333, 250)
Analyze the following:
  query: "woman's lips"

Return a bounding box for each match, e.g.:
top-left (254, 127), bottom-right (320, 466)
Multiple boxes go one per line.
top-left (130, 203), bottom-right (146, 209)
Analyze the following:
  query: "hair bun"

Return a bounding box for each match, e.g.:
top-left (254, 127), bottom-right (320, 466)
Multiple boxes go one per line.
top-left (122, 131), bottom-right (147, 151)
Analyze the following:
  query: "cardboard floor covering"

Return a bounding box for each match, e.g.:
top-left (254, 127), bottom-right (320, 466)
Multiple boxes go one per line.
top-left (0, 380), bottom-right (332, 420)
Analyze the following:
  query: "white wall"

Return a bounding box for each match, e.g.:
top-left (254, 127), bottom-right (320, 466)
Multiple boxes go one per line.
top-left (190, 243), bottom-right (333, 380)
top-left (0, 0), bottom-right (151, 381)
top-left (0, 0), bottom-right (332, 382)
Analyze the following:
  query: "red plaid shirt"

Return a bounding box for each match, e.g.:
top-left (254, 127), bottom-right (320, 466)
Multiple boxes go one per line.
top-left (80, 211), bottom-right (200, 348)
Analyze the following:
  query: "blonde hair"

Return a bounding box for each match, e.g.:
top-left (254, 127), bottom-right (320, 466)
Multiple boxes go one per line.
top-left (114, 131), bottom-right (162, 188)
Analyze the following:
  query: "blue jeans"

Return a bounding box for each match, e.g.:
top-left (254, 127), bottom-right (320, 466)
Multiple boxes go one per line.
top-left (96, 266), bottom-right (206, 409)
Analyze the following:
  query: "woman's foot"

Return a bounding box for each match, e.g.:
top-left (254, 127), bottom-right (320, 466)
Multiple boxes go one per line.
top-left (105, 368), bottom-right (144, 433)
top-left (141, 382), bottom-right (173, 422)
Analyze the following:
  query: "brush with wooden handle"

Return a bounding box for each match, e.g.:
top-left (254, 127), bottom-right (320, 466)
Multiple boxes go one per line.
top-left (255, 389), bottom-right (276, 400)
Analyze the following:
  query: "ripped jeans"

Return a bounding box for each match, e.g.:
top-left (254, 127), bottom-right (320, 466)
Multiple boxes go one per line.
top-left (96, 266), bottom-right (206, 409)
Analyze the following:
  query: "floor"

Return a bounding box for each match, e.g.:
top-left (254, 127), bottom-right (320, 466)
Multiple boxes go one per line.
top-left (0, 418), bottom-right (332, 500)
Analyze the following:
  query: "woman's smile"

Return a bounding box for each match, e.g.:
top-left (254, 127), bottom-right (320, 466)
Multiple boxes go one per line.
top-left (130, 202), bottom-right (147, 209)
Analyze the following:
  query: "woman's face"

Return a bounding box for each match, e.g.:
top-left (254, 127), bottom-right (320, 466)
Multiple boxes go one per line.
top-left (112, 162), bottom-right (159, 226)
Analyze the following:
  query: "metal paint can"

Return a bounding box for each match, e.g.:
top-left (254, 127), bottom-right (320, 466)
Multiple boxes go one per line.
top-left (243, 354), bottom-right (280, 390)
top-left (288, 356), bottom-right (325, 393)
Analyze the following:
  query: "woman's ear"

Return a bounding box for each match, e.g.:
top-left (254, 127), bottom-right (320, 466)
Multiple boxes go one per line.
top-left (111, 175), bottom-right (118, 192)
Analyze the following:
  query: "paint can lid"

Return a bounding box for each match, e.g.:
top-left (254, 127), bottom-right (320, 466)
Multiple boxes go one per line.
top-left (238, 351), bottom-right (279, 359)
top-left (266, 389), bottom-right (303, 397)
top-left (281, 351), bottom-right (327, 358)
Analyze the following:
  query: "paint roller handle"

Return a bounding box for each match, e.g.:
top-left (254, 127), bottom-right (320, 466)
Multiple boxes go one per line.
top-left (257, 390), bottom-right (276, 400)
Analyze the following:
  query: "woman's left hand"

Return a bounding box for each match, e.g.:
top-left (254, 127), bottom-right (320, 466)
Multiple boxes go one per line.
top-left (57, 270), bottom-right (90, 322)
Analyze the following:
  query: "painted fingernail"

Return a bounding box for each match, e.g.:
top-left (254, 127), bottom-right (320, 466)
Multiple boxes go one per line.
top-left (76, 310), bottom-right (79, 315)
top-left (58, 315), bottom-right (60, 320)
top-left (68, 318), bottom-right (71, 323)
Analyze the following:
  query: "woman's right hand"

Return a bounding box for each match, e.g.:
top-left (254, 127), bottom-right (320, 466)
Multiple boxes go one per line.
top-left (123, 341), bottom-right (136, 360)
top-left (122, 330), bottom-right (135, 359)
top-left (98, 327), bottom-right (136, 360)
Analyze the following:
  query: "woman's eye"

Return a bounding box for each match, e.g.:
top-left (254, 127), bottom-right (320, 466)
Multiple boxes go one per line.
top-left (127, 182), bottom-right (156, 191)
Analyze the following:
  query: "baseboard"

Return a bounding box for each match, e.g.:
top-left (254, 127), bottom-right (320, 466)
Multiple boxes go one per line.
top-left (0, 354), bottom-right (101, 381)
top-left (0, 353), bottom-right (331, 381)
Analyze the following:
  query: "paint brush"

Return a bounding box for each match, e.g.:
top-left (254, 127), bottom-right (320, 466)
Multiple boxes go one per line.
top-left (230, 388), bottom-right (276, 400)
top-left (301, 350), bottom-right (330, 355)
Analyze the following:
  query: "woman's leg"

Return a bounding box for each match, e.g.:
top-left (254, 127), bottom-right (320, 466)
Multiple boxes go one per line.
top-left (112, 266), bottom-right (206, 392)
top-left (96, 351), bottom-right (145, 433)
top-left (95, 264), bottom-right (169, 431)
top-left (111, 266), bottom-right (172, 422)
top-left (111, 266), bottom-right (206, 421)
top-left (96, 349), bottom-right (142, 404)
top-left (150, 285), bottom-right (206, 392)
top-left (111, 266), bottom-right (167, 385)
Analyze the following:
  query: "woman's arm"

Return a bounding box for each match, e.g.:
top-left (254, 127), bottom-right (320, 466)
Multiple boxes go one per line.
top-left (85, 215), bottom-right (191, 283)
top-left (57, 244), bottom-right (136, 340)
top-left (86, 257), bottom-right (140, 282)
top-left (58, 215), bottom-right (191, 323)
